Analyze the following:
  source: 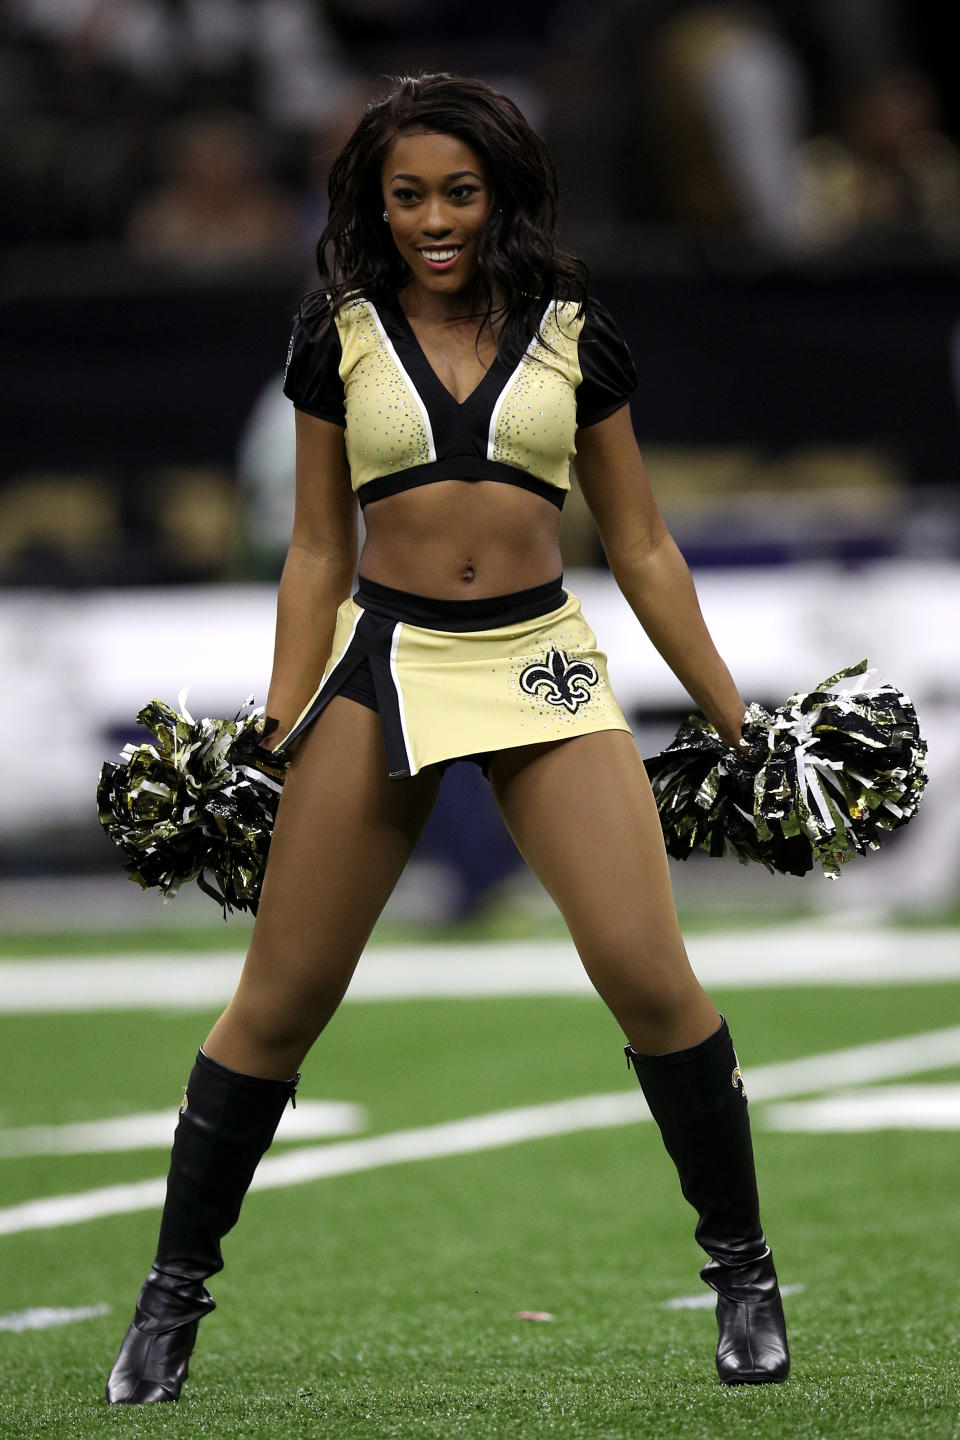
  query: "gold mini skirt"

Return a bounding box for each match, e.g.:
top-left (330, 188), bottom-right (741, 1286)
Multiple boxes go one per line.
top-left (278, 576), bottom-right (632, 779)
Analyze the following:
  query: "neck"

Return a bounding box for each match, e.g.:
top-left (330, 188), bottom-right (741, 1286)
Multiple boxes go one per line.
top-left (399, 278), bottom-right (502, 328)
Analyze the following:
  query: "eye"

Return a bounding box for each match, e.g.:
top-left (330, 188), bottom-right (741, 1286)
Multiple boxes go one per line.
top-left (450, 184), bottom-right (480, 201)
top-left (390, 187), bottom-right (419, 204)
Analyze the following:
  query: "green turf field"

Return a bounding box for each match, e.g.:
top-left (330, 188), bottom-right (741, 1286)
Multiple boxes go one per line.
top-left (1, 938), bottom-right (958, 1439)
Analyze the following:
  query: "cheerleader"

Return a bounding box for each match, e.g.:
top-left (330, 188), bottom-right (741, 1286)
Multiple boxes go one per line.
top-left (106, 72), bottom-right (789, 1403)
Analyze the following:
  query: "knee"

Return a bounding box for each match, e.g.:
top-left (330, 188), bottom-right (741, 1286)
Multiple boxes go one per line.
top-left (578, 940), bottom-right (708, 1038)
top-left (226, 973), bottom-right (342, 1056)
top-left (612, 972), bottom-right (700, 1035)
top-left (613, 968), bottom-right (720, 1055)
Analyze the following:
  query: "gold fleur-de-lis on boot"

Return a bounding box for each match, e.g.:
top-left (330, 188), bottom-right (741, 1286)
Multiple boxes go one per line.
top-left (731, 1058), bottom-right (746, 1100)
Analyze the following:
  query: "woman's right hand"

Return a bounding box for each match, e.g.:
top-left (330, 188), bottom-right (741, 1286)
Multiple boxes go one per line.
top-left (256, 715), bottom-right (282, 752)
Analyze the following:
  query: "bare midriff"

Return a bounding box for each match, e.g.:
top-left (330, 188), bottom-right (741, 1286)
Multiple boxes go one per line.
top-left (358, 478), bottom-right (564, 599)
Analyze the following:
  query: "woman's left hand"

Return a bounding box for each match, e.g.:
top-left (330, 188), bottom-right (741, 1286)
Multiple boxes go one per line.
top-left (716, 719), bottom-right (749, 752)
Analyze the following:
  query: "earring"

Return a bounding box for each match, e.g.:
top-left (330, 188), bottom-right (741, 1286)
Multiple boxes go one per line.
top-left (382, 210), bottom-right (389, 222)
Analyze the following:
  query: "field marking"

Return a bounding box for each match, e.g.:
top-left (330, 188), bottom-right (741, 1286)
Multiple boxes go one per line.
top-left (764, 1083), bottom-right (960, 1132)
top-left (0, 1025), bottom-right (957, 1240)
top-left (0, 1093), bottom-right (651, 1238)
top-left (0, 1304), bottom-right (109, 1332)
top-left (2, 927), bottom-right (960, 1013)
top-left (742, 1027), bottom-right (960, 1101)
top-left (0, 1101), bottom-right (367, 1157)
top-left (663, 1284), bottom-right (806, 1311)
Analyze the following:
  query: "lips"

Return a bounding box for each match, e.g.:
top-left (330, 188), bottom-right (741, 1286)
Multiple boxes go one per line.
top-left (417, 245), bottom-right (463, 271)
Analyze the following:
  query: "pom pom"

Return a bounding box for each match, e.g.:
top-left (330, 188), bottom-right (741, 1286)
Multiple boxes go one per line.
top-left (97, 694), bottom-right (289, 915)
top-left (644, 661), bottom-right (928, 879)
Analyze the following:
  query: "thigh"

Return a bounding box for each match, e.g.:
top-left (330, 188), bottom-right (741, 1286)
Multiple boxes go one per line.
top-left (207, 697), bottom-right (440, 1065)
top-left (488, 731), bottom-right (718, 1048)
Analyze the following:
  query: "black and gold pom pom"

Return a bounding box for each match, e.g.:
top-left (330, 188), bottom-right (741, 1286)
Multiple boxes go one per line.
top-left (644, 661), bottom-right (928, 878)
top-left (97, 696), bottom-right (288, 915)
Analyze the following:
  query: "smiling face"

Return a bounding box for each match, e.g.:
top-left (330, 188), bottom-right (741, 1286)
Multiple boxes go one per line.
top-left (381, 130), bottom-right (492, 303)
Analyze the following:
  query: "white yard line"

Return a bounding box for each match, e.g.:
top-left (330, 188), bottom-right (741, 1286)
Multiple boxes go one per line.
top-left (0, 1304), bottom-right (109, 1332)
top-left (0, 1101), bottom-right (367, 1157)
top-left (1, 927), bottom-right (959, 1013)
top-left (1, 1026), bottom-right (958, 1239)
top-left (764, 1084), bottom-right (960, 1132)
top-left (663, 1284), bottom-right (805, 1311)
top-left (0, 1094), bottom-right (650, 1239)
top-left (743, 1027), bottom-right (960, 1100)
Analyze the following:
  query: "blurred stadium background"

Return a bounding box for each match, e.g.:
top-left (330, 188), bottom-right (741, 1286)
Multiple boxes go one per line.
top-left (3, 0), bottom-right (960, 933)
top-left (2, 5), bottom-right (960, 1436)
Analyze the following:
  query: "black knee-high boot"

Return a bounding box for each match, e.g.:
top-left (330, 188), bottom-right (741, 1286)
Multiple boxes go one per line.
top-left (625, 1018), bottom-right (789, 1385)
top-left (106, 1049), bottom-right (299, 1405)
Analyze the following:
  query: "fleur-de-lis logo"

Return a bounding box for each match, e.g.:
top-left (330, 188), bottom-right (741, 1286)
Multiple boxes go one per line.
top-left (520, 649), bottom-right (599, 713)
top-left (731, 1058), bottom-right (746, 1100)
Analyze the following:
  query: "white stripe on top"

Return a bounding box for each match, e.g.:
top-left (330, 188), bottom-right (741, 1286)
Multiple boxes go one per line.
top-left (388, 621), bottom-right (415, 775)
top-left (486, 301), bottom-right (553, 460)
top-left (367, 301), bottom-right (437, 462)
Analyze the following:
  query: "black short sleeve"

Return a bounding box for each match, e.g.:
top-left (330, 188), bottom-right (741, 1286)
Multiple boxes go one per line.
top-left (576, 298), bottom-right (638, 428)
top-left (282, 292), bottom-right (346, 425)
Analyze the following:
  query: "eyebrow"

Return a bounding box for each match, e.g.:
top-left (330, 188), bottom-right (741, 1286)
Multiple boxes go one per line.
top-left (388, 170), bottom-right (483, 183)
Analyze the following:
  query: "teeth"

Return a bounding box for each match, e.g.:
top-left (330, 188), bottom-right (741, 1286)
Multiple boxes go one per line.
top-left (420, 248), bottom-right (460, 261)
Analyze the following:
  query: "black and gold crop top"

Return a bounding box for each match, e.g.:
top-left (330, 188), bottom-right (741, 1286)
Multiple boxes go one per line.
top-left (282, 291), bottom-right (637, 510)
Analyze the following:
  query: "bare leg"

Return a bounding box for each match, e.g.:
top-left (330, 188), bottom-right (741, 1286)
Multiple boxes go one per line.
top-left (204, 697), bottom-right (440, 1079)
top-left (107, 696), bottom-right (440, 1405)
top-left (488, 729), bottom-right (718, 1054)
top-left (490, 729), bottom-right (789, 1384)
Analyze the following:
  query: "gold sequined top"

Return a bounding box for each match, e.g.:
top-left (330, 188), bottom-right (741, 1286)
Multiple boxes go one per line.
top-left (283, 292), bottom-right (637, 510)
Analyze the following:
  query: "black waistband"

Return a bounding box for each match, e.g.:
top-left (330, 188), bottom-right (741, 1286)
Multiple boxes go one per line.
top-left (354, 575), bottom-right (566, 632)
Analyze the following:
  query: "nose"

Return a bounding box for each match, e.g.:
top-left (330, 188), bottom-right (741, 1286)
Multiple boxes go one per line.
top-left (421, 196), bottom-right (453, 237)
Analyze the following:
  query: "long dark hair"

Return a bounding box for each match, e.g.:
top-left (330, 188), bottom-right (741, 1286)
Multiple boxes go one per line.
top-left (314, 73), bottom-right (589, 361)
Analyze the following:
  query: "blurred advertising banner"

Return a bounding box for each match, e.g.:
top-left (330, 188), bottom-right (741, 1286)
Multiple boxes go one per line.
top-left (2, 562), bottom-right (957, 836)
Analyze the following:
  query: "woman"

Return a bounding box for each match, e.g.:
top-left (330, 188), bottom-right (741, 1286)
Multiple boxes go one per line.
top-left (106, 73), bottom-right (789, 1404)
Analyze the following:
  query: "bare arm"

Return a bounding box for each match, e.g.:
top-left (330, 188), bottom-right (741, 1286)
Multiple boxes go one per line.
top-left (264, 409), bottom-right (358, 745)
top-left (575, 405), bottom-right (746, 746)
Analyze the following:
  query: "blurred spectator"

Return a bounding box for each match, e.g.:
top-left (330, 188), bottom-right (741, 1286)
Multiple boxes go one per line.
top-left (644, 3), bottom-right (810, 251)
top-left (542, 0), bottom-right (812, 246)
top-left (3, 0), bottom-right (957, 259)
top-left (0, 0), bottom-right (361, 246)
top-left (542, 0), bottom-right (958, 258)
top-left (4, 0), bottom-right (359, 126)
top-left (125, 111), bottom-right (299, 270)
top-left (797, 65), bottom-right (960, 252)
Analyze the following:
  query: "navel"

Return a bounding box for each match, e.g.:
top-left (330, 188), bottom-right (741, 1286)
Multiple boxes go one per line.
top-left (460, 562), bottom-right (476, 584)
